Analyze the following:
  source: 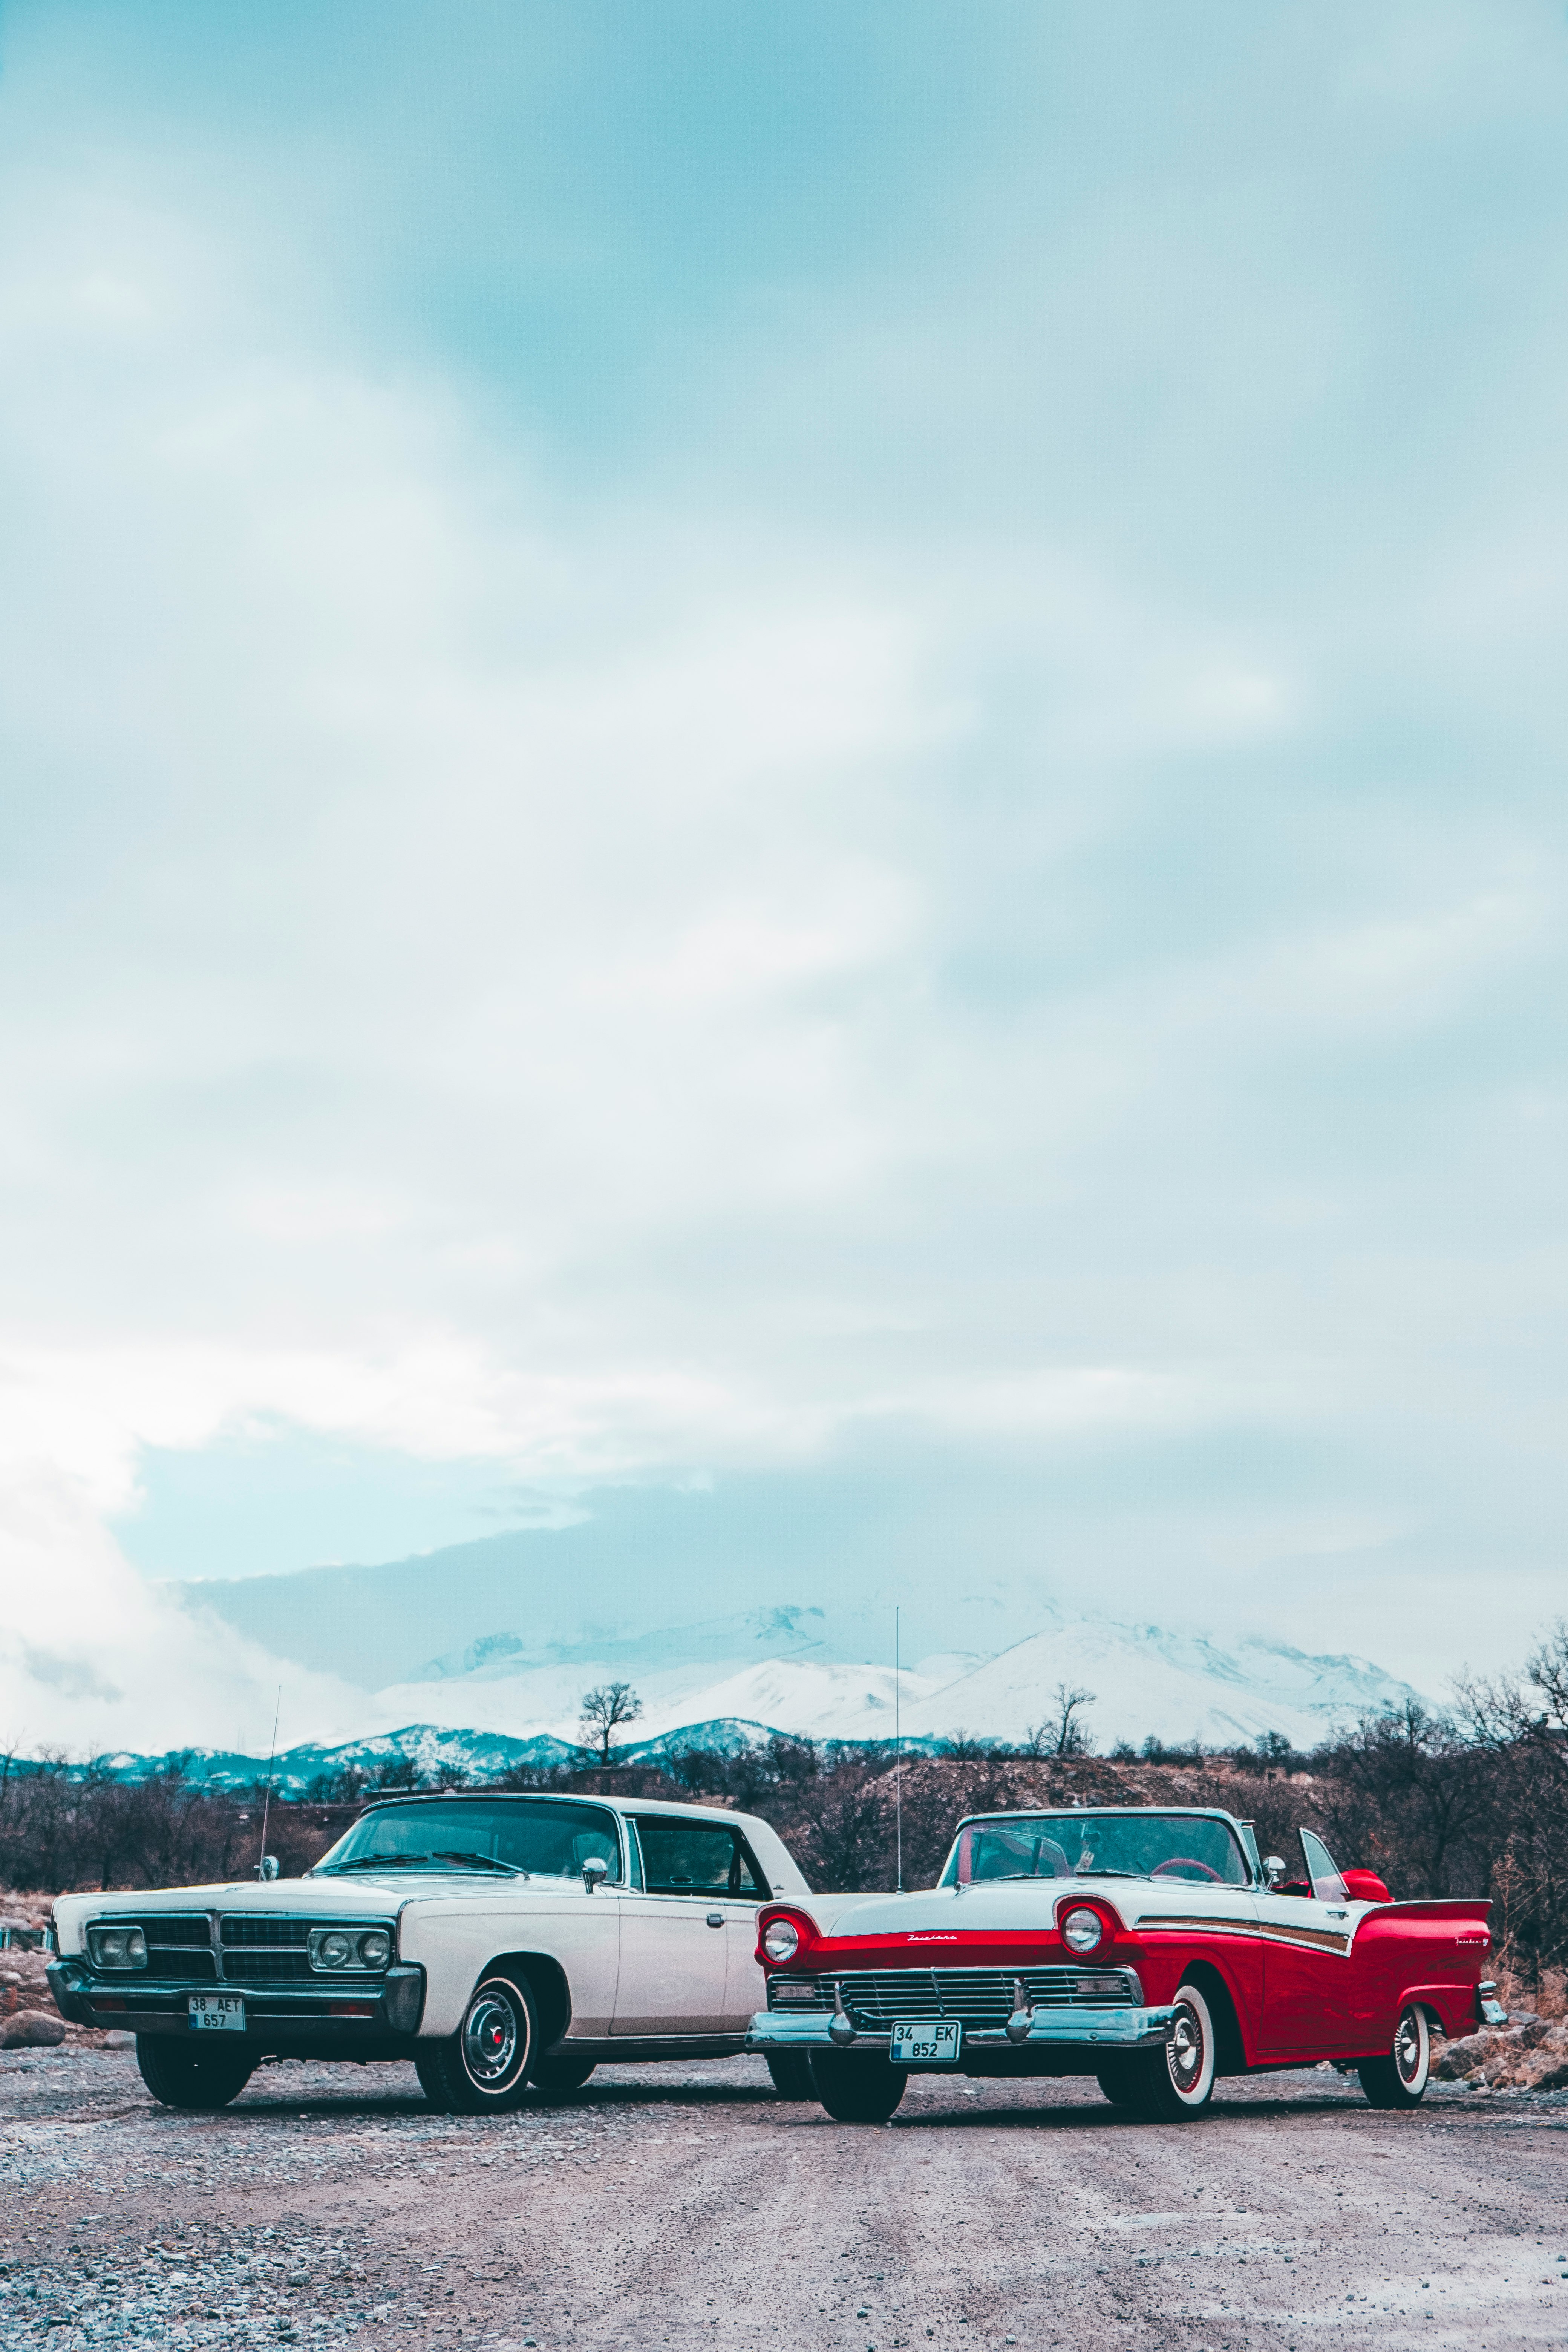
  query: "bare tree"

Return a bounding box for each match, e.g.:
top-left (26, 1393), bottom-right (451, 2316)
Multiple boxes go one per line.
top-left (1037, 1683), bottom-right (1095, 1758)
top-left (579, 1682), bottom-right (644, 1766)
top-left (788, 1776), bottom-right (891, 1891)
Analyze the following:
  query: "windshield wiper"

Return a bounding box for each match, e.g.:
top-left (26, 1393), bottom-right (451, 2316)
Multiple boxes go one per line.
top-left (318, 1853), bottom-right (436, 1873)
top-left (318, 1850), bottom-right (531, 1878)
top-left (1074, 1868), bottom-right (1138, 1878)
top-left (431, 1850), bottom-right (530, 1878)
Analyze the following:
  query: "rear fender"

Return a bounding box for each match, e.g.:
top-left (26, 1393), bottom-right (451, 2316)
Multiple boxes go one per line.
top-left (1396, 1981), bottom-right (1479, 2043)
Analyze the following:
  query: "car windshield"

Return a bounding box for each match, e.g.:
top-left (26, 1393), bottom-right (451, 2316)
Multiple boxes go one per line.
top-left (941, 1812), bottom-right (1250, 1888)
top-left (315, 1799), bottom-right (623, 1882)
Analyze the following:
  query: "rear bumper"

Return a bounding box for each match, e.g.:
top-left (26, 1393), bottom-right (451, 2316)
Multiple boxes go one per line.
top-left (748, 2003), bottom-right (1176, 2055)
top-left (47, 1961), bottom-right (426, 2052)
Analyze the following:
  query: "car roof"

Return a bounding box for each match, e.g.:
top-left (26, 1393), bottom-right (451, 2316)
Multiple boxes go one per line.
top-left (355, 1789), bottom-right (752, 1827)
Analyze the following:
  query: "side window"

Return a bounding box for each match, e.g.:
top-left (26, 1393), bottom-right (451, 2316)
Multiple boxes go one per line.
top-left (635, 1818), bottom-right (746, 1898)
top-left (1299, 1829), bottom-right (1349, 1904)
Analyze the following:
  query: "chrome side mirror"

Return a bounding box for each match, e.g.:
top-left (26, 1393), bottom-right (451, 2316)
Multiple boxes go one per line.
top-left (258, 1855), bottom-right (280, 1882)
top-left (1263, 1856), bottom-right (1286, 1887)
top-left (582, 1856), bottom-right (609, 1893)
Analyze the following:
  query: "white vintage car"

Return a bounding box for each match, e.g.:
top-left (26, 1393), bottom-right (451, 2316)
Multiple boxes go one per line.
top-left (47, 1790), bottom-right (811, 2112)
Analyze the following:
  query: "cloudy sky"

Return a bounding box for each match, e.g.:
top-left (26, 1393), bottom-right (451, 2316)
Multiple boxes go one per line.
top-left (5, 0), bottom-right (1568, 1751)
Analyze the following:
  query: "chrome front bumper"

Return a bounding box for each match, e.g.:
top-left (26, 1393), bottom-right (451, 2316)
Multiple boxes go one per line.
top-left (47, 1961), bottom-right (426, 2040)
top-left (748, 2003), bottom-right (1176, 2054)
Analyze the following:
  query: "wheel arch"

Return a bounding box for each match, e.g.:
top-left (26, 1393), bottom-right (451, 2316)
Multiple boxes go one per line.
top-left (481, 1951), bottom-right (571, 2049)
top-left (1395, 1980), bottom-right (1473, 2044)
top-left (1176, 1957), bottom-right (1247, 2076)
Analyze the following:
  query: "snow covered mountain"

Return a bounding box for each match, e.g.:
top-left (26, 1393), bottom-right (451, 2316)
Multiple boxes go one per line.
top-left (355, 1600), bottom-right (1421, 1755)
top-left (73, 1716), bottom-right (856, 1797)
top-left (75, 1615), bottom-right (1421, 1791)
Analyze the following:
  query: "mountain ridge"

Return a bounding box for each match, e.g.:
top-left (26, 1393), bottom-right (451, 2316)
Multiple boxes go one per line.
top-left (355, 1603), bottom-right (1422, 1755)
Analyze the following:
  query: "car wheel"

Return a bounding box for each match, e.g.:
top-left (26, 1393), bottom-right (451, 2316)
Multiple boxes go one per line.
top-left (135, 2037), bottom-right (254, 2112)
top-left (417, 1975), bottom-right (538, 2115)
top-left (765, 2051), bottom-right (816, 2100)
top-left (414, 2050), bottom-right (452, 2111)
top-left (1127, 1982), bottom-right (1217, 2122)
top-left (1358, 2004), bottom-right (1430, 2109)
top-left (1094, 2060), bottom-right (1142, 2106)
top-left (529, 2053), bottom-right (597, 2099)
top-left (808, 2051), bottom-right (908, 2123)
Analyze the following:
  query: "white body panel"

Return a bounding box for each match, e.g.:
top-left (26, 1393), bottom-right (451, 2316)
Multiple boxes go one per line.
top-left (612, 1893), bottom-right (728, 2034)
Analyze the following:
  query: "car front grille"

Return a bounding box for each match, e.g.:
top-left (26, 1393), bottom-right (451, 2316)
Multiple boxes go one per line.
top-left (766, 1966), bottom-right (1139, 2025)
top-left (218, 1916), bottom-right (394, 1984)
top-left (219, 1916), bottom-right (312, 1981)
top-left (83, 1914), bottom-right (393, 1985)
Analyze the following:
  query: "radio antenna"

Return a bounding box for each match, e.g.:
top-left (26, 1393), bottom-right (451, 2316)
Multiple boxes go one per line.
top-left (256, 1686), bottom-right (282, 1880)
top-left (894, 1606), bottom-right (903, 1893)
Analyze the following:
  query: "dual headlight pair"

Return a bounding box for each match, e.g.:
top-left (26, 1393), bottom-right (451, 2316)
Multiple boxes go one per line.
top-left (309, 1928), bottom-right (392, 1972)
top-left (89, 1926), bottom-right (147, 1971)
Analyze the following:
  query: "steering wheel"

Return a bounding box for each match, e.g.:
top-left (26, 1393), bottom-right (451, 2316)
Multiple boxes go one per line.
top-left (1152, 1857), bottom-right (1225, 1882)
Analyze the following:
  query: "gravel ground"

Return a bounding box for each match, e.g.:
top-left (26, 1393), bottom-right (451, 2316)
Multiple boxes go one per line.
top-left (4, 2046), bottom-right (1568, 2350)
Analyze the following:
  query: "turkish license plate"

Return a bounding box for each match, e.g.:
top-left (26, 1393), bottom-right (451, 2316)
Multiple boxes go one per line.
top-left (889, 2020), bottom-right (961, 2064)
top-left (188, 1994), bottom-right (245, 2034)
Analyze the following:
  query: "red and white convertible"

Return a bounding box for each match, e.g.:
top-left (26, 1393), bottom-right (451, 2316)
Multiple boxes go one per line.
top-left (747, 1804), bottom-right (1498, 2122)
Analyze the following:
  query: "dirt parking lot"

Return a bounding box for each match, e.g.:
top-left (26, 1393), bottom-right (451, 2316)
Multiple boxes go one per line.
top-left (3, 2047), bottom-right (1566, 2350)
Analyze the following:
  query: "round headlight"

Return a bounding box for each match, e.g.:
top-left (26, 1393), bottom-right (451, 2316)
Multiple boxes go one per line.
top-left (99, 1930), bottom-right (126, 1964)
top-left (126, 1928), bottom-right (147, 1965)
top-left (762, 1917), bottom-right (801, 1964)
top-left (357, 1931), bottom-right (392, 1969)
top-left (1061, 1906), bottom-right (1105, 1954)
top-left (315, 1931), bottom-right (353, 1970)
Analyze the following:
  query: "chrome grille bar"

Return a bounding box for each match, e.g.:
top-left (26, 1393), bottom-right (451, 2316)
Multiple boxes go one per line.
top-left (767, 1965), bottom-right (1139, 2022)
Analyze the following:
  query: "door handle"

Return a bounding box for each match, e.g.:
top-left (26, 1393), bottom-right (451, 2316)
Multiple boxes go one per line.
top-left (706, 1912), bottom-right (725, 1928)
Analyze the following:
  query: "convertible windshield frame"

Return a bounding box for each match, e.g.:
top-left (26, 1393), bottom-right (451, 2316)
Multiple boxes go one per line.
top-left (312, 1796), bottom-right (626, 1885)
top-left (939, 1809), bottom-right (1253, 1890)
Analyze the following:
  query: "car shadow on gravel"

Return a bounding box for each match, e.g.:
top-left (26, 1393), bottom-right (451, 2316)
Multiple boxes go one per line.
top-left (173, 2065), bottom-right (792, 2119)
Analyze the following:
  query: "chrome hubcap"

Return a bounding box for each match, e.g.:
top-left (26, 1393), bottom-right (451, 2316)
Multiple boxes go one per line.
top-left (1169, 2004), bottom-right (1205, 2094)
top-left (462, 1991), bottom-right (520, 2087)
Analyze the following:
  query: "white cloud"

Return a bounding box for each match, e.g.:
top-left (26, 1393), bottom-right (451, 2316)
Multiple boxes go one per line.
top-left (0, 1468), bottom-right (361, 1756)
top-left (4, 5), bottom-right (1568, 1747)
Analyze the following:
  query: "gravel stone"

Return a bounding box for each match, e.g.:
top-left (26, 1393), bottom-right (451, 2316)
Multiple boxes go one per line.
top-left (4, 2043), bottom-right (1568, 2346)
